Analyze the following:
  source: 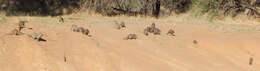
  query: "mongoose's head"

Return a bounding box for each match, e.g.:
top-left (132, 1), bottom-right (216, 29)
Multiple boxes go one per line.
top-left (82, 29), bottom-right (90, 35)
top-left (19, 21), bottom-right (27, 27)
top-left (151, 23), bottom-right (156, 28)
top-left (120, 22), bottom-right (126, 28)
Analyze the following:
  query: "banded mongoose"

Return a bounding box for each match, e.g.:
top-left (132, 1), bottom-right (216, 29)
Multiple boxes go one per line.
top-left (151, 23), bottom-right (161, 35)
top-left (71, 25), bottom-right (90, 36)
top-left (151, 23), bottom-right (156, 28)
top-left (143, 27), bottom-right (150, 36)
top-left (153, 28), bottom-right (161, 35)
top-left (71, 25), bottom-right (79, 32)
top-left (124, 34), bottom-right (137, 40)
top-left (143, 24), bottom-right (153, 36)
top-left (18, 21), bottom-right (27, 32)
top-left (71, 25), bottom-right (84, 32)
top-left (167, 29), bottom-right (175, 36)
top-left (77, 27), bottom-right (85, 33)
top-left (29, 33), bottom-right (46, 41)
top-left (120, 22), bottom-right (126, 28)
top-left (115, 21), bottom-right (126, 30)
top-left (81, 28), bottom-right (90, 35)
top-left (143, 23), bottom-right (161, 36)
top-left (59, 16), bottom-right (64, 23)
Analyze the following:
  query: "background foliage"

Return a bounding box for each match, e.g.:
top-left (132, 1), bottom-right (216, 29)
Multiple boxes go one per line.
top-left (0, 0), bottom-right (260, 18)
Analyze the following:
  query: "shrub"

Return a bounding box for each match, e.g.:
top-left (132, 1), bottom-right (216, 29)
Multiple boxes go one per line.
top-left (1, 0), bottom-right (260, 18)
top-left (0, 0), bottom-right (85, 16)
top-left (192, 0), bottom-right (260, 18)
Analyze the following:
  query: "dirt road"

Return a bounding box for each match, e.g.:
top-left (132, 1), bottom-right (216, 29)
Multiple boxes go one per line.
top-left (0, 15), bottom-right (259, 71)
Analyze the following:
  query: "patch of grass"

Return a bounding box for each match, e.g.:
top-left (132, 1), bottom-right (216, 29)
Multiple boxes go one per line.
top-left (0, 15), bottom-right (8, 23)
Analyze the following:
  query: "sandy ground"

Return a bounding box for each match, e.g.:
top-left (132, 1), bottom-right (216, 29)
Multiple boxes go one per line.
top-left (0, 14), bottom-right (260, 71)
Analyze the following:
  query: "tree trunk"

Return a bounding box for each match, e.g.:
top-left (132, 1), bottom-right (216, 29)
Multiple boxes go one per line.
top-left (153, 0), bottom-right (160, 18)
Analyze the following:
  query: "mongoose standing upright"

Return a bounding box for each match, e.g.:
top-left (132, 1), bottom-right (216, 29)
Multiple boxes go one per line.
top-left (8, 21), bottom-right (27, 36)
top-left (149, 23), bottom-right (161, 35)
top-left (59, 16), bottom-right (64, 23)
top-left (18, 21), bottom-right (26, 32)
top-left (151, 23), bottom-right (156, 28)
top-left (144, 23), bottom-right (161, 36)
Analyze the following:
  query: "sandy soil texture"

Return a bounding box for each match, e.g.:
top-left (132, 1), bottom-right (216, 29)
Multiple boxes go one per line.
top-left (0, 15), bottom-right (260, 71)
